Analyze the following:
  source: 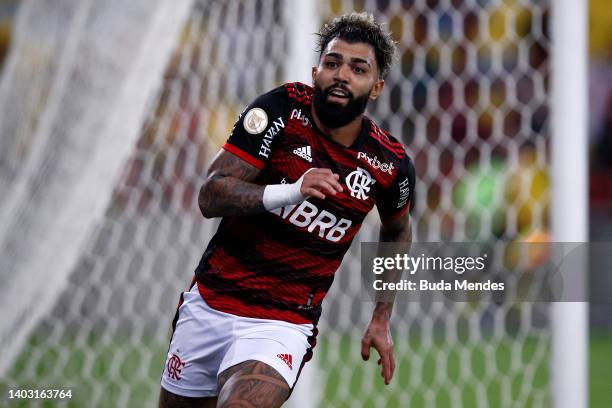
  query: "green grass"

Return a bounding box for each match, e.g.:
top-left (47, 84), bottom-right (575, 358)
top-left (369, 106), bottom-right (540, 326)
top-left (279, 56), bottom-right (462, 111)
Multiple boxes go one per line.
top-left (318, 334), bottom-right (551, 407)
top-left (589, 332), bottom-right (612, 408)
top-left (0, 333), bottom-right (167, 408)
top-left (1, 331), bottom-right (610, 407)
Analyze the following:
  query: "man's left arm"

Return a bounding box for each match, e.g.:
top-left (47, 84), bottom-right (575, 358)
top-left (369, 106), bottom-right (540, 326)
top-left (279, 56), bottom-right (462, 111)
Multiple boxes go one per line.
top-left (361, 210), bottom-right (412, 385)
top-left (363, 151), bottom-right (415, 385)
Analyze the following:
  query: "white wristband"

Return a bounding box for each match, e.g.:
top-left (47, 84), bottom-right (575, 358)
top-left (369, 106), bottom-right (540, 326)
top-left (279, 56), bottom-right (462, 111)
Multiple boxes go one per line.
top-left (262, 168), bottom-right (314, 211)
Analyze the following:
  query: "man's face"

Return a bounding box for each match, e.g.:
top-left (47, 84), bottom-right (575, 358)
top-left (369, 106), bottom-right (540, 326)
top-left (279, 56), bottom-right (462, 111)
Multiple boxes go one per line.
top-left (312, 38), bottom-right (384, 128)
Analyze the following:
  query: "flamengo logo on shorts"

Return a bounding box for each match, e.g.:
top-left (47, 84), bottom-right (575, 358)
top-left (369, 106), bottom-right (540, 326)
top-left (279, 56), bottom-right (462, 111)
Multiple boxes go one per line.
top-left (345, 167), bottom-right (375, 200)
top-left (270, 200), bottom-right (352, 242)
top-left (277, 353), bottom-right (293, 370)
top-left (167, 353), bottom-right (186, 380)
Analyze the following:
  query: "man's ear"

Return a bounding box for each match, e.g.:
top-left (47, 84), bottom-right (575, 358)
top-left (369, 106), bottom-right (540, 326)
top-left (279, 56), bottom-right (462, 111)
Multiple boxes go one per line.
top-left (369, 79), bottom-right (385, 101)
top-left (311, 66), bottom-right (317, 85)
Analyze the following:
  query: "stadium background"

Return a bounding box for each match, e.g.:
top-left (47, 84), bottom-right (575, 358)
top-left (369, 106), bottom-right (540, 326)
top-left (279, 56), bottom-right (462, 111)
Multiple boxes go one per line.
top-left (0, 0), bottom-right (610, 407)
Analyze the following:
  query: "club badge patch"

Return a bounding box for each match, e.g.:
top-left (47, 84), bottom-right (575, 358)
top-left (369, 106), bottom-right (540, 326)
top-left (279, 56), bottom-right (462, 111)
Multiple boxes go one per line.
top-left (243, 107), bottom-right (268, 134)
top-left (346, 167), bottom-right (376, 200)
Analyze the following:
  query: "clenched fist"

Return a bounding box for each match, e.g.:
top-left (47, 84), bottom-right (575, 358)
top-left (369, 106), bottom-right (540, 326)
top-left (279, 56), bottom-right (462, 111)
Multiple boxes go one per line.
top-left (299, 168), bottom-right (344, 200)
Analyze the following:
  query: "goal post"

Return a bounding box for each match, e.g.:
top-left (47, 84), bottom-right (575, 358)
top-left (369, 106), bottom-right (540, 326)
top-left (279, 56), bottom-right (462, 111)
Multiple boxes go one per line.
top-left (283, 2), bottom-right (321, 408)
top-left (550, 0), bottom-right (588, 407)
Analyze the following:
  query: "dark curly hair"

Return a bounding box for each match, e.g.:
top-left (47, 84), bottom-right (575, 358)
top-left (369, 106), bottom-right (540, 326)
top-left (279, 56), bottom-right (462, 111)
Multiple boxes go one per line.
top-left (315, 12), bottom-right (398, 79)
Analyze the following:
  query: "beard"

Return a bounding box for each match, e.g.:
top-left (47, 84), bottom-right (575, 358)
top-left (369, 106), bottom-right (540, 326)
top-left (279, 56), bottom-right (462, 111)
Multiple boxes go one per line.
top-left (313, 82), bottom-right (370, 129)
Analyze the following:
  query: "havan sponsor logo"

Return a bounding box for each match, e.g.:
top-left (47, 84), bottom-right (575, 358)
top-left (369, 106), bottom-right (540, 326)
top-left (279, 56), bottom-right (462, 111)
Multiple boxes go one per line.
top-left (397, 177), bottom-right (410, 208)
top-left (258, 116), bottom-right (285, 159)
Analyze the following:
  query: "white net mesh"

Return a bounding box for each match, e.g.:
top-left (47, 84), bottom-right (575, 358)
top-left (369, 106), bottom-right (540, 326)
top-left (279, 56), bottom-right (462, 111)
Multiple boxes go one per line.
top-left (0, 0), bottom-right (552, 407)
top-left (316, 1), bottom-right (551, 407)
top-left (319, 0), bottom-right (550, 407)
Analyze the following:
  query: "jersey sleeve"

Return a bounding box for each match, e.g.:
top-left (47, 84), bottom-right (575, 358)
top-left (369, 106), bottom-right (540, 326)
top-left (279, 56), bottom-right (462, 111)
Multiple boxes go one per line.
top-left (376, 153), bottom-right (416, 219)
top-left (222, 86), bottom-right (289, 169)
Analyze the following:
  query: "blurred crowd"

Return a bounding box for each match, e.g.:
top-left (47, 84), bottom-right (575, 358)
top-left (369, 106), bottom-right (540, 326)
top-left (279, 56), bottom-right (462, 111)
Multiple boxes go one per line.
top-left (0, 0), bottom-right (17, 67)
top-left (589, 0), bottom-right (612, 216)
top-left (589, 0), bottom-right (612, 240)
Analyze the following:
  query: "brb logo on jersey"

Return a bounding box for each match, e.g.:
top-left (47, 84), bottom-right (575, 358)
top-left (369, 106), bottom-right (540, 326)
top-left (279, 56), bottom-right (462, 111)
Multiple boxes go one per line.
top-left (270, 201), bottom-right (352, 242)
top-left (345, 167), bottom-right (376, 200)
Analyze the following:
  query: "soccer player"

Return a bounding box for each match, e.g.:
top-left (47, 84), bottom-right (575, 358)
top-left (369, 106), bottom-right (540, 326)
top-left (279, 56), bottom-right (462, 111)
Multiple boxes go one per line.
top-left (159, 12), bottom-right (415, 408)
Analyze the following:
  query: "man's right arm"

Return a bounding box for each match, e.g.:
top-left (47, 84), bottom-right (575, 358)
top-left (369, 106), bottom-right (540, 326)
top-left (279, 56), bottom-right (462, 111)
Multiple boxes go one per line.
top-left (198, 149), bottom-right (343, 219)
top-left (198, 149), bottom-right (265, 218)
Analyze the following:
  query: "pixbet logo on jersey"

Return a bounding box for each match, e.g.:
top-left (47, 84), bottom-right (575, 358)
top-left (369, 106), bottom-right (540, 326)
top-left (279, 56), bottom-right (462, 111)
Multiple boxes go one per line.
top-left (270, 201), bottom-right (352, 242)
top-left (290, 108), bottom-right (311, 127)
top-left (357, 152), bottom-right (395, 174)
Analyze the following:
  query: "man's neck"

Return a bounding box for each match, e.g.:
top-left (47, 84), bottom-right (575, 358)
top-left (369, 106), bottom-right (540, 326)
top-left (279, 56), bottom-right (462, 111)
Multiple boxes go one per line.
top-left (310, 104), bottom-right (363, 148)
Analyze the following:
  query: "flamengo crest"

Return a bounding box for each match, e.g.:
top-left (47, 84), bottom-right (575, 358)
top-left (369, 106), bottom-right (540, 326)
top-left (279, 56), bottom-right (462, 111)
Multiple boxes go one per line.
top-left (167, 353), bottom-right (186, 380)
top-left (345, 167), bottom-right (375, 200)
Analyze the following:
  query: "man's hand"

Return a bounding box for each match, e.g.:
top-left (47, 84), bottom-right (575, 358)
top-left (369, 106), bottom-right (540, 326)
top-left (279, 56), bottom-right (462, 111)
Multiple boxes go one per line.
top-left (361, 315), bottom-right (395, 385)
top-left (199, 150), bottom-right (343, 218)
top-left (300, 168), bottom-right (343, 200)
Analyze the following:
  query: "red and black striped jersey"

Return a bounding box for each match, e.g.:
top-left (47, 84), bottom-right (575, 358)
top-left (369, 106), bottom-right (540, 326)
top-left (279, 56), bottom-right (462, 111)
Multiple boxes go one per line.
top-left (195, 82), bottom-right (415, 324)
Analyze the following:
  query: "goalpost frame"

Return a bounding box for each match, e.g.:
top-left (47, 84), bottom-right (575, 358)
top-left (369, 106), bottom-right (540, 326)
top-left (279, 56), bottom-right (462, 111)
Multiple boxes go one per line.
top-left (284, 1), bottom-right (320, 407)
top-left (551, 1), bottom-right (588, 408)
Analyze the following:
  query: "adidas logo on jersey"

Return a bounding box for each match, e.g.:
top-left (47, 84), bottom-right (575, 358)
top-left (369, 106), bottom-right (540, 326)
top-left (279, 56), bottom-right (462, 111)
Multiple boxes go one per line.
top-left (293, 146), bottom-right (312, 162)
top-left (277, 353), bottom-right (293, 370)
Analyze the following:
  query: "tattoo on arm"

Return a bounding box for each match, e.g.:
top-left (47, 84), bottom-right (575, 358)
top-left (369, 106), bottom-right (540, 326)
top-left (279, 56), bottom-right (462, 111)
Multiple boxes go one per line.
top-left (379, 211), bottom-right (412, 243)
top-left (375, 212), bottom-right (413, 315)
top-left (217, 360), bottom-right (290, 408)
top-left (198, 151), bottom-right (266, 218)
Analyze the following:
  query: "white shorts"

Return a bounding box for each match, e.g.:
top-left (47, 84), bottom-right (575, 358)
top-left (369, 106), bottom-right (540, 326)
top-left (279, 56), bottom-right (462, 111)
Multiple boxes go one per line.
top-left (160, 283), bottom-right (315, 398)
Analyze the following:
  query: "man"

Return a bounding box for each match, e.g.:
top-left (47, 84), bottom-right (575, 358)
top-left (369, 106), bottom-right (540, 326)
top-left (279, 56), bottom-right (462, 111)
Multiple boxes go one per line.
top-left (159, 12), bottom-right (415, 408)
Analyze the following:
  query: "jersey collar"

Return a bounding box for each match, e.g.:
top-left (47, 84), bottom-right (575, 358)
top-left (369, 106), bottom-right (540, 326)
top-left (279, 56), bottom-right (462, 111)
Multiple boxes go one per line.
top-left (311, 115), bottom-right (371, 151)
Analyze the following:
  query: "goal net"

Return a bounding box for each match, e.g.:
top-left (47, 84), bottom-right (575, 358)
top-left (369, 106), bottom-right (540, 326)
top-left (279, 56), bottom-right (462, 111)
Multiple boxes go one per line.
top-left (0, 0), bottom-right (557, 407)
